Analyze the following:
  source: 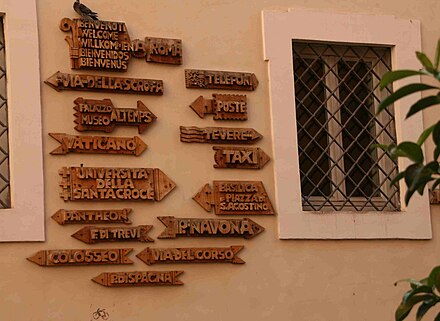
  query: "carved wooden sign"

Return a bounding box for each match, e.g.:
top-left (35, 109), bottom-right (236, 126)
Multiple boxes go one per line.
top-left (72, 225), bottom-right (154, 244)
top-left (213, 146), bottom-right (270, 169)
top-left (185, 69), bottom-right (258, 91)
top-left (49, 133), bottom-right (147, 156)
top-left (60, 18), bottom-right (132, 71)
top-left (45, 71), bottom-right (164, 95)
top-left (60, 18), bottom-right (182, 70)
top-left (157, 216), bottom-right (264, 239)
top-left (136, 246), bottom-right (245, 265)
top-left (180, 126), bottom-right (262, 144)
top-left (52, 209), bottom-right (132, 225)
top-left (27, 249), bottom-right (133, 267)
top-left (73, 98), bottom-right (156, 134)
top-left (194, 181), bottom-right (275, 215)
top-left (92, 271), bottom-right (184, 287)
top-left (132, 37), bottom-right (182, 65)
top-left (190, 94), bottom-right (247, 120)
top-left (59, 167), bottom-right (176, 202)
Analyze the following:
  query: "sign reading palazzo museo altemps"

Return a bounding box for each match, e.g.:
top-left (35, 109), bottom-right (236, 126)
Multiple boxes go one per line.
top-left (58, 167), bottom-right (176, 201)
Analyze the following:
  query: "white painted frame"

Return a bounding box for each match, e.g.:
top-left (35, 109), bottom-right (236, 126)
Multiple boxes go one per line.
top-left (262, 9), bottom-right (431, 239)
top-left (0, 0), bottom-right (45, 241)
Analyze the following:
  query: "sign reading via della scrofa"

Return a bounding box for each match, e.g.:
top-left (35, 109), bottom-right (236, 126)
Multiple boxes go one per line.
top-left (193, 181), bottom-right (275, 215)
top-left (92, 271), bottom-right (184, 287)
top-left (136, 246), bottom-right (245, 265)
top-left (190, 94), bottom-right (247, 120)
top-left (185, 69), bottom-right (258, 91)
top-left (49, 133), bottom-right (148, 156)
top-left (58, 167), bottom-right (176, 202)
top-left (27, 248), bottom-right (133, 267)
top-left (180, 126), bottom-right (262, 144)
top-left (59, 18), bottom-right (182, 70)
top-left (52, 208), bottom-right (133, 225)
top-left (73, 98), bottom-right (156, 134)
top-left (157, 216), bottom-right (264, 239)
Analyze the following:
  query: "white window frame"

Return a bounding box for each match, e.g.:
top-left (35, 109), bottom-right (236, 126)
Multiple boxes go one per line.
top-left (262, 9), bottom-right (431, 239)
top-left (0, 0), bottom-right (45, 241)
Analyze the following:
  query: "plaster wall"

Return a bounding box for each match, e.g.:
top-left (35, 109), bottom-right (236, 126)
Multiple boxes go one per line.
top-left (0, 0), bottom-right (439, 320)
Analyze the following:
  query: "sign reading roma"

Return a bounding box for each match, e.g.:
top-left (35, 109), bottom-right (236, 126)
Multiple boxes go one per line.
top-left (194, 181), bottom-right (275, 215)
top-left (157, 216), bottom-right (264, 239)
top-left (73, 98), bottom-right (156, 134)
top-left (58, 167), bottom-right (176, 201)
top-left (27, 248), bottom-right (133, 267)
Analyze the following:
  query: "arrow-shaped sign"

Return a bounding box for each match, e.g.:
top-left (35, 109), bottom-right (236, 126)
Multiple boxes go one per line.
top-left (72, 225), bottom-right (154, 244)
top-left (49, 133), bottom-right (148, 156)
top-left (27, 248), bottom-right (133, 267)
top-left (45, 71), bottom-right (164, 95)
top-left (136, 246), bottom-right (245, 265)
top-left (213, 146), bottom-right (270, 169)
top-left (157, 216), bottom-right (264, 239)
top-left (190, 94), bottom-right (247, 120)
top-left (73, 98), bottom-right (156, 134)
top-left (92, 271), bottom-right (184, 287)
top-left (180, 126), bottom-right (262, 144)
top-left (52, 208), bottom-right (132, 225)
top-left (58, 167), bottom-right (176, 202)
top-left (185, 69), bottom-right (258, 91)
top-left (193, 181), bottom-right (275, 215)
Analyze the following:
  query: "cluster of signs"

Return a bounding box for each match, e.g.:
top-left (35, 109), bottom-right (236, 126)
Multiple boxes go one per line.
top-left (28, 14), bottom-right (275, 288)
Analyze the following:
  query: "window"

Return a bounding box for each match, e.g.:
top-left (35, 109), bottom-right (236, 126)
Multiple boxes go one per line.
top-left (0, 0), bottom-right (45, 241)
top-left (262, 9), bottom-right (431, 239)
top-left (293, 42), bottom-right (399, 211)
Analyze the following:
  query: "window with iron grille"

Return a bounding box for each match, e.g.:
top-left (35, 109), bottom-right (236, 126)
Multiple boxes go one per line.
top-left (0, 17), bottom-right (10, 209)
top-left (293, 41), bottom-right (400, 212)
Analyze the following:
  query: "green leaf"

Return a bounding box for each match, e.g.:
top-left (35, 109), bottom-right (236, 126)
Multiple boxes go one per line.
top-left (435, 39), bottom-right (440, 69)
top-left (416, 52), bottom-right (435, 73)
top-left (433, 122), bottom-right (440, 146)
top-left (428, 266), bottom-right (440, 289)
top-left (395, 278), bottom-right (425, 288)
top-left (407, 95), bottom-right (440, 119)
top-left (396, 142), bottom-right (424, 163)
top-left (432, 178), bottom-right (440, 191)
top-left (403, 286), bottom-right (435, 304)
top-left (417, 124), bottom-right (436, 145)
top-left (377, 83), bottom-right (440, 114)
top-left (390, 171), bottom-right (406, 187)
top-left (380, 70), bottom-right (428, 90)
top-left (416, 300), bottom-right (437, 321)
top-left (372, 143), bottom-right (390, 151)
top-left (396, 295), bottom-right (434, 321)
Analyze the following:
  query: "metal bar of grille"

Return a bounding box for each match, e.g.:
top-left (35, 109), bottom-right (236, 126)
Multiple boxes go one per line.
top-left (293, 41), bottom-right (399, 212)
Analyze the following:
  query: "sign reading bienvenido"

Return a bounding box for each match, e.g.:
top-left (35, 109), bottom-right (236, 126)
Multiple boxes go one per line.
top-left (59, 167), bottom-right (176, 202)
top-left (60, 18), bottom-right (182, 70)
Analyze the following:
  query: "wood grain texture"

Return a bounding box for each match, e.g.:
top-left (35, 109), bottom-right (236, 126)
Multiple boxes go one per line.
top-left (213, 146), bottom-right (270, 169)
top-left (72, 225), bottom-right (154, 244)
top-left (92, 271), bottom-right (184, 287)
top-left (185, 69), bottom-right (258, 91)
top-left (190, 94), bottom-right (247, 120)
top-left (51, 209), bottom-right (132, 225)
top-left (180, 126), bottom-right (262, 144)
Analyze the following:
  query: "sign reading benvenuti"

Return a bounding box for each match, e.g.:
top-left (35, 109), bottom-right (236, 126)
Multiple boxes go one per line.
top-left (59, 18), bottom-right (182, 71)
top-left (58, 167), bottom-right (176, 201)
top-left (193, 181), bottom-right (275, 215)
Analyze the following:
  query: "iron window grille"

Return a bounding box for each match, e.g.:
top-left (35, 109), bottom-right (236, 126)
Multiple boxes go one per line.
top-left (0, 16), bottom-right (10, 209)
top-left (292, 41), bottom-right (400, 212)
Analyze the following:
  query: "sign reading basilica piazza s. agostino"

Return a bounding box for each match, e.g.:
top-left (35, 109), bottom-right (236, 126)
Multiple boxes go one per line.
top-left (30, 1), bottom-right (274, 288)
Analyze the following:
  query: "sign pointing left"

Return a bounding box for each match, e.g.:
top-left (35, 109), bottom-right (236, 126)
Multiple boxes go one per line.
top-left (72, 225), bottom-right (154, 244)
top-left (92, 271), bottom-right (184, 287)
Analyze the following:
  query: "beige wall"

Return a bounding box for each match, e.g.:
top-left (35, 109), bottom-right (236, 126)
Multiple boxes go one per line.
top-left (0, 0), bottom-right (439, 320)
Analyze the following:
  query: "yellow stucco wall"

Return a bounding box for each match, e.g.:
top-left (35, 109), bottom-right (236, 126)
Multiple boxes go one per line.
top-left (0, 0), bottom-right (439, 320)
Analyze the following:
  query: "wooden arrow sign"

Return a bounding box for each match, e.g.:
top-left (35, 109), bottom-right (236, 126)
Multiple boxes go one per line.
top-left (58, 167), bottom-right (176, 202)
top-left (92, 271), bottom-right (184, 287)
top-left (136, 246), bottom-right (245, 265)
top-left (72, 225), bottom-right (154, 244)
top-left (193, 181), bottom-right (275, 215)
top-left (190, 94), bottom-right (247, 120)
top-left (45, 71), bottom-right (164, 95)
top-left (27, 248), bottom-right (133, 267)
top-left (73, 98), bottom-right (156, 134)
top-left (185, 69), bottom-right (258, 91)
top-left (180, 126), bottom-right (262, 144)
top-left (52, 209), bottom-right (132, 225)
top-left (157, 216), bottom-right (264, 239)
top-left (49, 133), bottom-right (148, 156)
top-left (213, 146), bottom-right (270, 169)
